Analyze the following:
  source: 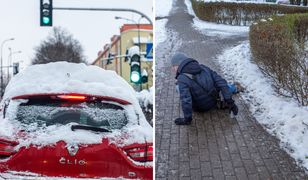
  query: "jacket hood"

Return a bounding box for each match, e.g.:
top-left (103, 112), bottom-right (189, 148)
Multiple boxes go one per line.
top-left (176, 58), bottom-right (202, 78)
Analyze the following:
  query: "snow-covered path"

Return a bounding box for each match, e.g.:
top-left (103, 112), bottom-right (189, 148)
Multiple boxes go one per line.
top-left (155, 0), bottom-right (308, 179)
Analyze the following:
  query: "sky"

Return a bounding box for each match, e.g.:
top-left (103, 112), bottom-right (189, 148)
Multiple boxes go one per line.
top-left (0, 0), bottom-right (153, 68)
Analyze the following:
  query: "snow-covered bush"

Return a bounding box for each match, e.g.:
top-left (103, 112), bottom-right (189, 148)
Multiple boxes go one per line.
top-left (249, 13), bottom-right (308, 105)
top-left (136, 87), bottom-right (153, 111)
top-left (136, 87), bottom-right (153, 126)
top-left (191, 0), bottom-right (308, 26)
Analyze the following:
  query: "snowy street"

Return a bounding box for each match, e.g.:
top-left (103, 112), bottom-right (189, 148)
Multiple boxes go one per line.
top-left (155, 0), bottom-right (308, 179)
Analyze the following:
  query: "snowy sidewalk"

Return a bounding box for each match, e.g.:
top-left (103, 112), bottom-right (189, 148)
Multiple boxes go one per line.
top-left (155, 0), bottom-right (308, 179)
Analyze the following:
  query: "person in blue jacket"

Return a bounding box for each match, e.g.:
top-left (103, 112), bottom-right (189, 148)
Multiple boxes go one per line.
top-left (171, 52), bottom-right (239, 125)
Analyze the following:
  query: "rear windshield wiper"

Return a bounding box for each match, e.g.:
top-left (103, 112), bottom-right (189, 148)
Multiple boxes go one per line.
top-left (71, 125), bottom-right (112, 133)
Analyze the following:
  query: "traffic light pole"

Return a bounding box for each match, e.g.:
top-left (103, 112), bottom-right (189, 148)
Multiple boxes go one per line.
top-left (53, 7), bottom-right (153, 25)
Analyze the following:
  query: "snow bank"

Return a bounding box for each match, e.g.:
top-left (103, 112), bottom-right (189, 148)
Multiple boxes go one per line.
top-left (155, 0), bottom-right (174, 47)
top-left (155, 0), bottom-right (174, 17)
top-left (155, 19), bottom-right (169, 48)
top-left (185, 0), bottom-right (249, 37)
top-left (217, 41), bottom-right (308, 169)
top-left (0, 62), bottom-right (152, 149)
top-left (136, 87), bottom-right (153, 110)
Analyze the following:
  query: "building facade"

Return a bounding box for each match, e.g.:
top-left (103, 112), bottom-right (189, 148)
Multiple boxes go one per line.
top-left (92, 24), bottom-right (153, 91)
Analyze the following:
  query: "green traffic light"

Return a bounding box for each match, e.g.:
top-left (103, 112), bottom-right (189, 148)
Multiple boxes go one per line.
top-left (43, 17), bottom-right (50, 24)
top-left (131, 72), bottom-right (140, 83)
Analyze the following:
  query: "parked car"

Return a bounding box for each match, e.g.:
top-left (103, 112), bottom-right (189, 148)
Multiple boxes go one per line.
top-left (0, 62), bottom-right (153, 179)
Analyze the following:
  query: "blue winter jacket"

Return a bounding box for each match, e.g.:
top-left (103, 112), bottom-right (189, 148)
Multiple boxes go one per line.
top-left (176, 58), bottom-right (233, 119)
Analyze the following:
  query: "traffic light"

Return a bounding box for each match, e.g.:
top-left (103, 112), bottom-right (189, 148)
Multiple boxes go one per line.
top-left (129, 46), bottom-right (142, 84)
top-left (128, 46), bottom-right (149, 84)
top-left (13, 63), bottom-right (19, 75)
top-left (125, 49), bottom-right (129, 62)
top-left (130, 54), bottom-right (141, 84)
top-left (107, 53), bottom-right (114, 64)
top-left (40, 0), bottom-right (53, 26)
top-left (141, 69), bottom-right (148, 83)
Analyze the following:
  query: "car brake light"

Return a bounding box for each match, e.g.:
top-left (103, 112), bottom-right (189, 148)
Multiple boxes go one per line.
top-left (0, 138), bottom-right (17, 158)
top-left (125, 144), bottom-right (153, 162)
top-left (57, 95), bottom-right (86, 101)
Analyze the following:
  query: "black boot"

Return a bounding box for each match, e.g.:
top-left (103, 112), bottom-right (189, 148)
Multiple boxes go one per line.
top-left (174, 118), bottom-right (192, 125)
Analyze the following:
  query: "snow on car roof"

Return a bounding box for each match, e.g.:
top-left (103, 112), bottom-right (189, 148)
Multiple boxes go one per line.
top-left (3, 62), bottom-right (137, 105)
top-left (0, 62), bottom-right (152, 148)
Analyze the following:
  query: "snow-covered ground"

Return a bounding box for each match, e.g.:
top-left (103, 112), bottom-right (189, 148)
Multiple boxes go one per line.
top-left (184, 0), bottom-right (249, 37)
top-left (155, 0), bottom-right (174, 47)
top-left (155, 19), bottom-right (169, 48)
top-left (155, 0), bottom-right (174, 18)
top-left (217, 41), bottom-right (308, 169)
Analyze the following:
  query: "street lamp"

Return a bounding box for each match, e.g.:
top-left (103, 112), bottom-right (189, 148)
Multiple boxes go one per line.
top-left (115, 16), bottom-right (144, 49)
top-left (7, 48), bottom-right (22, 80)
top-left (0, 38), bottom-right (14, 96)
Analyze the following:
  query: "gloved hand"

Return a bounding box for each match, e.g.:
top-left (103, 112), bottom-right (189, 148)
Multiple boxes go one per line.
top-left (226, 99), bottom-right (238, 116)
top-left (174, 117), bottom-right (192, 125)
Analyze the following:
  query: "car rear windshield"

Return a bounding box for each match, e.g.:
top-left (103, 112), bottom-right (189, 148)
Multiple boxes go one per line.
top-left (14, 98), bottom-right (128, 130)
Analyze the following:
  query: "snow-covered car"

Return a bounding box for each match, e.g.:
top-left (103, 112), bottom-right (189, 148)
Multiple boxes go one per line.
top-left (0, 62), bottom-right (153, 179)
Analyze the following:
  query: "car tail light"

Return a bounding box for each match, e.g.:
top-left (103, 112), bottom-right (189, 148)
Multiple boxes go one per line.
top-left (124, 144), bottom-right (153, 162)
top-left (146, 145), bottom-right (153, 161)
top-left (57, 95), bottom-right (86, 101)
top-left (0, 138), bottom-right (18, 158)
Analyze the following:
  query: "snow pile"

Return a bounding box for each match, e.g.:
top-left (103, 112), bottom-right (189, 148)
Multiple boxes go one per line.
top-left (185, 0), bottom-right (249, 37)
top-left (0, 62), bottom-right (152, 149)
top-left (136, 87), bottom-right (153, 110)
top-left (155, 0), bottom-right (174, 47)
top-left (155, 19), bottom-right (169, 47)
top-left (3, 62), bottom-right (137, 104)
top-left (128, 46), bottom-right (140, 58)
top-left (217, 41), bottom-right (308, 169)
top-left (155, 0), bottom-right (174, 17)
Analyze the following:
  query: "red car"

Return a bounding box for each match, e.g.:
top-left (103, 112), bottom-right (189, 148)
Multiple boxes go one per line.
top-left (0, 62), bottom-right (153, 179)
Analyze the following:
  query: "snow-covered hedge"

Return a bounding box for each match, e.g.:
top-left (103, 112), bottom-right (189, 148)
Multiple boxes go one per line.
top-left (191, 0), bottom-right (308, 25)
top-left (249, 13), bottom-right (308, 105)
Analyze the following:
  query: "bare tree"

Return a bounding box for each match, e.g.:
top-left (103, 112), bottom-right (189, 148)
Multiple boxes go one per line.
top-left (32, 27), bottom-right (87, 65)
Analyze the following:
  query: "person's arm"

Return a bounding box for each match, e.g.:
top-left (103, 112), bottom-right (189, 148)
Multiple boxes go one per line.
top-left (209, 68), bottom-right (232, 101)
top-left (178, 79), bottom-right (193, 120)
top-left (209, 68), bottom-right (238, 115)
